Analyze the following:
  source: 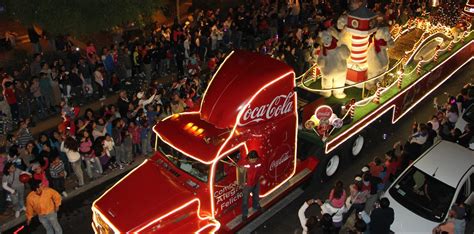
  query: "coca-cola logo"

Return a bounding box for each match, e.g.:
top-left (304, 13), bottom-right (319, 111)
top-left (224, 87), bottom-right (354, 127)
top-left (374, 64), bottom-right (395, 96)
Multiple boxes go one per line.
top-left (315, 105), bottom-right (333, 121)
top-left (239, 92), bottom-right (295, 126)
top-left (269, 151), bottom-right (291, 172)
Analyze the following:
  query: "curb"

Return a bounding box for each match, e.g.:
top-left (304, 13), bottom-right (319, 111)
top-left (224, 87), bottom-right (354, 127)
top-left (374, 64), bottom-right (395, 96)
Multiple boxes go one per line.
top-left (0, 157), bottom-right (145, 232)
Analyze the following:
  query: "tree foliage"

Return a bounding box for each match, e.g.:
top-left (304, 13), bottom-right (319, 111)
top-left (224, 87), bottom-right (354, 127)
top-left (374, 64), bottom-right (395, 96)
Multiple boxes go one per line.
top-left (5, 0), bottom-right (164, 36)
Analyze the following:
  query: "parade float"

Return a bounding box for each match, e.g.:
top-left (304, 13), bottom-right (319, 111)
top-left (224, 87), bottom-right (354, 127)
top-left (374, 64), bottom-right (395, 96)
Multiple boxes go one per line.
top-left (91, 3), bottom-right (474, 233)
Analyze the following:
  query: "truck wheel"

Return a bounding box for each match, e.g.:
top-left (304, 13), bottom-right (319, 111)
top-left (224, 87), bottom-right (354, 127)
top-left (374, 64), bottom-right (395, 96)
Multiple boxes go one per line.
top-left (314, 153), bottom-right (340, 183)
top-left (350, 135), bottom-right (365, 158)
top-left (324, 154), bottom-right (340, 178)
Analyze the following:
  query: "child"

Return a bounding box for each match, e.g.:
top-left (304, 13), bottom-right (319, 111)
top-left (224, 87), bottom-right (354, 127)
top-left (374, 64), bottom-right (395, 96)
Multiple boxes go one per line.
top-left (123, 127), bottom-right (133, 164)
top-left (103, 134), bottom-right (116, 169)
top-left (31, 163), bottom-right (49, 187)
top-left (49, 155), bottom-right (67, 197)
top-left (128, 121), bottom-right (141, 156)
top-left (79, 131), bottom-right (94, 178)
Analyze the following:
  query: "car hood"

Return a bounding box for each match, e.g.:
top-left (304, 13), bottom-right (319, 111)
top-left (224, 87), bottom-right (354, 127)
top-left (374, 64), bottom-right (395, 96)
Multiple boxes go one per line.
top-left (384, 194), bottom-right (439, 233)
top-left (93, 159), bottom-right (198, 232)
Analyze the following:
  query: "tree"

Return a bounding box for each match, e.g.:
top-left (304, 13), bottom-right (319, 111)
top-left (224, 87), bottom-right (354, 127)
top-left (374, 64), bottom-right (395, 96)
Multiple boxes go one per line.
top-left (5, 0), bottom-right (164, 36)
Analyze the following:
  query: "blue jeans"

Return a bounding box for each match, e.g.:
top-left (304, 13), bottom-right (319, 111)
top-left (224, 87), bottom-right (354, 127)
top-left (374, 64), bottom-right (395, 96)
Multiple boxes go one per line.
top-left (85, 157), bottom-right (103, 178)
top-left (242, 183), bottom-right (261, 218)
top-left (38, 212), bottom-right (62, 234)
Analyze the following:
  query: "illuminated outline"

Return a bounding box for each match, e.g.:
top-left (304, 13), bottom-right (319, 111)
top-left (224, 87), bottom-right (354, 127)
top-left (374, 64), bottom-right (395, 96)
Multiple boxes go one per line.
top-left (133, 198), bottom-right (214, 233)
top-left (325, 41), bottom-right (473, 154)
top-left (151, 52), bottom-right (299, 227)
top-left (92, 160), bottom-right (148, 233)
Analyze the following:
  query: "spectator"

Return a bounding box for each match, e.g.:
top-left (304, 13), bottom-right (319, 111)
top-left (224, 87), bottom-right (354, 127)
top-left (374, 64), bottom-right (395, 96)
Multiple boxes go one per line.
top-left (94, 65), bottom-right (106, 100)
top-left (39, 71), bottom-right (54, 112)
top-left (112, 119), bottom-right (126, 169)
top-left (384, 150), bottom-right (399, 183)
top-left (315, 197), bottom-right (346, 232)
top-left (79, 130), bottom-right (102, 179)
top-left (60, 136), bottom-right (84, 188)
top-left (49, 155), bottom-right (67, 198)
top-left (117, 90), bottom-right (131, 118)
top-left (432, 209), bottom-right (456, 234)
top-left (298, 199), bottom-right (337, 234)
top-left (170, 93), bottom-right (186, 114)
top-left (2, 162), bottom-right (27, 218)
top-left (26, 179), bottom-right (63, 234)
top-left (347, 175), bottom-right (370, 214)
top-left (30, 77), bottom-right (47, 118)
top-left (328, 180), bottom-right (346, 208)
top-left (368, 157), bottom-right (384, 178)
top-left (369, 198), bottom-right (394, 234)
top-left (31, 163), bottom-right (49, 188)
top-left (103, 134), bottom-right (115, 168)
top-left (451, 202), bottom-right (466, 234)
top-left (3, 81), bottom-right (19, 122)
top-left (457, 124), bottom-right (473, 148)
top-left (8, 145), bottom-right (27, 171)
top-left (16, 120), bottom-right (34, 148)
top-left (128, 121), bottom-right (142, 157)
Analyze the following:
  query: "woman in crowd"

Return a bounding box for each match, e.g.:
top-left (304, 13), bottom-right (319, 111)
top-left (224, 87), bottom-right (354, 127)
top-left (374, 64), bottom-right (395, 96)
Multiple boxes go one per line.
top-left (60, 136), bottom-right (85, 188)
top-left (2, 162), bottom-right (28, 218)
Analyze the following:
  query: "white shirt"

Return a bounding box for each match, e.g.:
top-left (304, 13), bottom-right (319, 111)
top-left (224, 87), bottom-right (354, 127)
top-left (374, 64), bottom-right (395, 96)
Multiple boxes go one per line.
top-left (320, 202), bottom-right (347, 223)
top-left (298, 202), bottom-right (310, 234)
top-left (60, 141), bottom-right (81, 163)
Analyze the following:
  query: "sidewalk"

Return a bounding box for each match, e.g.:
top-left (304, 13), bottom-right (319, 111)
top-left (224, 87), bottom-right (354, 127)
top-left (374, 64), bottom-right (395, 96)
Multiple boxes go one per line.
top-left (0, 2), bottom-right (195, 231)
top-left (0, 154), bottom-right (148, 232)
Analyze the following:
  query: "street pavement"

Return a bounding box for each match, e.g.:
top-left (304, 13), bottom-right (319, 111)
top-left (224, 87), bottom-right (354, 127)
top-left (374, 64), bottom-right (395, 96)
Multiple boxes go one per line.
top-left (4, 61), bottom-right (471, 234)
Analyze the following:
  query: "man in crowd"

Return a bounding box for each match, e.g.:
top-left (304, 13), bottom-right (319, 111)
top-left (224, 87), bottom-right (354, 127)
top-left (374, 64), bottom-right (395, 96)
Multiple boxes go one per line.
top-left (26, 179), bottom-right (63, 234)
top-left (369, 197), bottom-right (394, 234)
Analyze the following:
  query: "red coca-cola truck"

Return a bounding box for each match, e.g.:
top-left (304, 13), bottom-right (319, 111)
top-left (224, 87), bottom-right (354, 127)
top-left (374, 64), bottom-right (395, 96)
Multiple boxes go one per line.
top-left (92, 37), bottom-right (473, 232)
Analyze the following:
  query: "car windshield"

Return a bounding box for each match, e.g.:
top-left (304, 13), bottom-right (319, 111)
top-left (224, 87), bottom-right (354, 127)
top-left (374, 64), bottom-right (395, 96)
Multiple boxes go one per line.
top-left (389, 167), bottom-right (455, 222)
top-left (157, 140), bottom-right (209, 182)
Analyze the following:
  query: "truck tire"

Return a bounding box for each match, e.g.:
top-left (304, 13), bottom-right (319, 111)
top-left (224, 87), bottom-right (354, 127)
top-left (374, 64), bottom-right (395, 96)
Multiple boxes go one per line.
top-left (350, 134), bottom-right (365, 158)
top-left (315, 153), bottom-right (341, 183)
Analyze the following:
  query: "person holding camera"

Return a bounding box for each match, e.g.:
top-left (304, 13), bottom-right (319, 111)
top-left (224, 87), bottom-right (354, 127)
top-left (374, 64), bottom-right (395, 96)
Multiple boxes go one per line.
top-left (369, 197), bottom-right (394, 234)
top-left (298, 199), bottom-right (337, 234)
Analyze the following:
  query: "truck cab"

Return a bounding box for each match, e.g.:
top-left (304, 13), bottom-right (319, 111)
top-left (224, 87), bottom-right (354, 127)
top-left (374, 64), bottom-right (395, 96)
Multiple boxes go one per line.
top-left (92, 51), bottom-right (318, 233)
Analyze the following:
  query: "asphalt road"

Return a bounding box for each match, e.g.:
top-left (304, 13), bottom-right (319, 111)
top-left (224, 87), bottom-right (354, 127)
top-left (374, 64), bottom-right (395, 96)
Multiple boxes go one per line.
top-left (11, 61), bottom-right (473, 234)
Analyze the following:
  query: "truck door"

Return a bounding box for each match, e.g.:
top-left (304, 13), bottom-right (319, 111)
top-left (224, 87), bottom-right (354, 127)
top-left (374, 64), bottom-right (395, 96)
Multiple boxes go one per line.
top-left (213, 149), bottom-right (244, 217)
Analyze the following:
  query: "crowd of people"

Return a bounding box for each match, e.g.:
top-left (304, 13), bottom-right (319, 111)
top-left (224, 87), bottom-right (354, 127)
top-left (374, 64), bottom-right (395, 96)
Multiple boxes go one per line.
top-left (298, 83), bottom-right (474, 233)
top-left (0, 0), bottom-right (470, 232)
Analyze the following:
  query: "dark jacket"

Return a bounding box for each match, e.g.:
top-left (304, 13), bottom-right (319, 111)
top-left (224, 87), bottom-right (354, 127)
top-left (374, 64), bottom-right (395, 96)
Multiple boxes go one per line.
top-left (370, 207), bottom-right (394, 234)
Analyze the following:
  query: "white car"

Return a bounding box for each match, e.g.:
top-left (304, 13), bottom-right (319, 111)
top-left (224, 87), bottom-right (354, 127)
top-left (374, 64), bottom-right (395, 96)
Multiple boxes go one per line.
top-left (384, 141), bottom-right (474, 233)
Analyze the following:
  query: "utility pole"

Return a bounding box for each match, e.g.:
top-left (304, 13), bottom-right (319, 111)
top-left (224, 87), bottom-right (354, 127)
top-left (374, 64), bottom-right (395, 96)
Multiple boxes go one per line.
top-left (176, 0), bottom-right (180, 22)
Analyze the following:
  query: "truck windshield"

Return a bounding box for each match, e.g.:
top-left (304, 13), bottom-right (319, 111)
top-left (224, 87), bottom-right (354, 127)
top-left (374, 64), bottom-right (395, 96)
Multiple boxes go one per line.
top-left (157, 140), bottom-right (209, 182)
top-left (388, 167), bottom-right (455, 222)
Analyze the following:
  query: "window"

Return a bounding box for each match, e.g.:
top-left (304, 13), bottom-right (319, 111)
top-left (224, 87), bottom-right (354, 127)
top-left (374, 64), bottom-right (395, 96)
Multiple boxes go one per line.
top-left (157, 140), bottom-right (209, 182)
top-left (389, 167), bottom-right (455, 222)
top-left (215, 150), bottom-right (241, 182)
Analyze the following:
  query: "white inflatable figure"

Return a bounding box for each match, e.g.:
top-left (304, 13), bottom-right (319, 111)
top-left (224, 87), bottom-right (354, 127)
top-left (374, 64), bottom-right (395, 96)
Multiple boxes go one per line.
top-left (450, 27), bottom-right (462, 41)
top-left (329, 15), bottom-right (352, 50)
top-left (367, 27), bottom-right (394, 82)
top-left (317, 30), bottom-right (351, 99)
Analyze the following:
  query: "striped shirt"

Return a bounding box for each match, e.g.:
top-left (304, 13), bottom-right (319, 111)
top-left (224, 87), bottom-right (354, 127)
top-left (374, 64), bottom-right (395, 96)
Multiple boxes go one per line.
top-left (17, 128), bottom-right (34, 148)
top-left (49, 161), bottom-right (65, 179)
